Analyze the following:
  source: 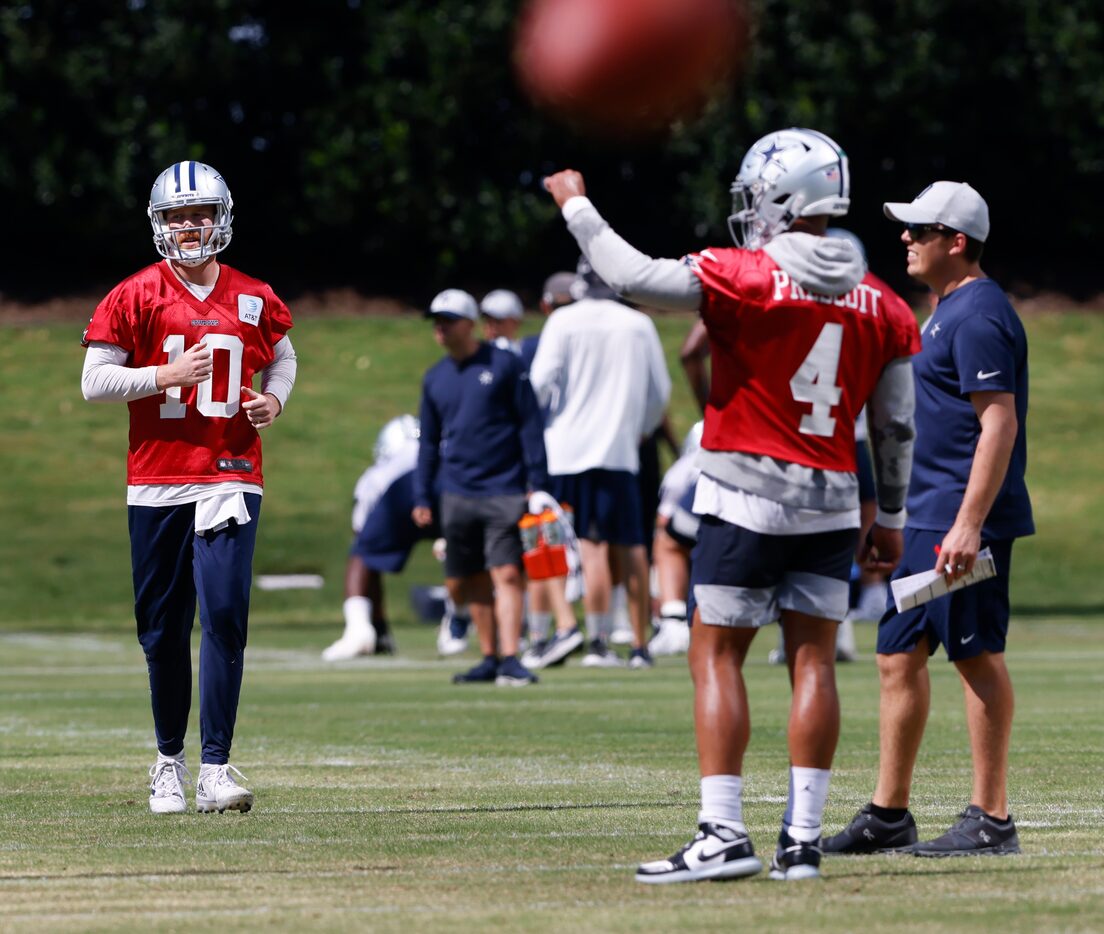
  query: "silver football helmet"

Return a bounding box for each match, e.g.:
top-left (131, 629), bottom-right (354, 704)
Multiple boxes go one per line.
top-left (147, 161), bottom-right (234, 266)
top-left (373, 415), bottom-right (420, 464)
top-left (728, 128), bottom-right (850, 251)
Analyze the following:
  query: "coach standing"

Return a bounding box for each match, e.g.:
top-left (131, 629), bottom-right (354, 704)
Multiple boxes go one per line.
top-left (826, 182), bottom-right (1034, 857)
top-left (413, 289), bottom-right (548, 687)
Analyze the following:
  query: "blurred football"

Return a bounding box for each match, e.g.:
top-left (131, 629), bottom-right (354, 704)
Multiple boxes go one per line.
top-left (514, 0), bottom-right (747, 134)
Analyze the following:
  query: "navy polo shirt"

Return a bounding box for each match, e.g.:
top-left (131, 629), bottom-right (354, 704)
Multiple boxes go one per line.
top-left (415, 342), bottom-right (548, 505)
top-left (907, 278), bottom-right (1034, 540)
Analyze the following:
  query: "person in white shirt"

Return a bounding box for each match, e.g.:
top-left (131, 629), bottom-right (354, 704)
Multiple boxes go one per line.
top-left (528, 260), bottom-right (671, 669)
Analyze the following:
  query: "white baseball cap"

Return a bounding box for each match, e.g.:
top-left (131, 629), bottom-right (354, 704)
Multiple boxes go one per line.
top-left (427, 288), bottom-right (478, 321)
top-left (480, 289), bottom-right (524, 320)
top-left (883, 181), bottom-right (990, 243)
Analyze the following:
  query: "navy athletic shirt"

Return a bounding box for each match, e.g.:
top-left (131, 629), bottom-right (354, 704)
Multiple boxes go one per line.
top-left (415, 341), bottom-right (547, 506)
top-left (907, 278), bottom-right (1034, 540)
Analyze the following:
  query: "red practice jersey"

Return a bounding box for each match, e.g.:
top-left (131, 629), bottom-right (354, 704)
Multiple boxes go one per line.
top-left (83, 262), bottom-right (293, 486)
top-left (688, 247), bottom-right (920, 472)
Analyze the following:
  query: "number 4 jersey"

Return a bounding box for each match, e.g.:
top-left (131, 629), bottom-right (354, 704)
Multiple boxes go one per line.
top-left (83, 261), bottom-right (294, 486)
top-left (688, 245), bottom-right (921, 473)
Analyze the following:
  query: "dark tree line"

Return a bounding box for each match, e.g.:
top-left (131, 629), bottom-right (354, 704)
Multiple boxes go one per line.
top-left (2, 0), bottom-right (1101, 303)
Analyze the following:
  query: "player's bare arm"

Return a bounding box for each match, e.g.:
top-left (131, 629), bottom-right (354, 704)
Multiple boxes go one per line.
top-left (935, 391), bottom-right (1017, 580)
top-left (156, 339), bottom-right (212, 390)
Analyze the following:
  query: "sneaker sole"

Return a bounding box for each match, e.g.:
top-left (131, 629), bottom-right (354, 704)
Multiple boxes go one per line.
top-left (197, 797), bottom-right (253, 814)
top-left (636, 856), bottom-right (763, 884)
top-left (768, 864), bottom-right (821, 880)
top-left (823, 844), bottom-right (915, 856)
top-left (494, 675), bottom-right (537, 687)
top-left (581, 657), bottom-right (625, 669)
top-left (541, 633), bottom-right (585, 666)
top-left (149, 801), bottom-right (187, 815)
top-left (911, 842), bottom-right (1021, 858)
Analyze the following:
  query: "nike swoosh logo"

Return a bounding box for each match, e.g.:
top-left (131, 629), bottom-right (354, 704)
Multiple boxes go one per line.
top-left (961, 634), bottom-right (976, 644)
top-left (977, 370), bottom-right (1001, 380)
top-left (697, 845), bottom-right (739, 861)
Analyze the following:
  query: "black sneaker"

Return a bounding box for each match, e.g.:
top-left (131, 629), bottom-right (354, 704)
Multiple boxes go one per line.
top-left (910, 805), bottom-right (1020, 857)
top-left (823, 803), bottom-right (919, 854)
top-left (635, 822), bottom-right (762, 884)
top-left (768, 826), bottom-right (822, 880)
top-left (452, 656), bottom-right (498, 684)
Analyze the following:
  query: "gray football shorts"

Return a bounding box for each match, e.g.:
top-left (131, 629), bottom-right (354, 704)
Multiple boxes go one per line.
top-left (439, 491), bottom-right (527, 578)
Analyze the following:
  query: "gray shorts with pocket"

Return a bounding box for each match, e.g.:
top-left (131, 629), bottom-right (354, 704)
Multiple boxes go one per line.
top-left (439, 491), bottom-right (527, 578)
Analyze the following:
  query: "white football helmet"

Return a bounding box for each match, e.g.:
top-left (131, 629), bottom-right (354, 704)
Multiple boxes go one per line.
top-left (728, 128), bottom-right (850, 251)
top-left (148, 161), bottom-right (234, 266)
top-left (373, 415), bottom-right (420, 464)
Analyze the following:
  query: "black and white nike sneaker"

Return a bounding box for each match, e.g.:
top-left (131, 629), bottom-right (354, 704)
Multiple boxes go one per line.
top-left (823, 802), bottom-right (919, 854)
top-left (635, 822), bottom-right (762, 884)
top-left (768, 826), bottom-right (822, 880)
top-left (910, 805), bottom-right (1020, 857)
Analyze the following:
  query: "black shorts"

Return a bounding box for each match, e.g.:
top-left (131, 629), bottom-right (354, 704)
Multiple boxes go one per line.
top-left (439, 492), bottom-right (527, 578)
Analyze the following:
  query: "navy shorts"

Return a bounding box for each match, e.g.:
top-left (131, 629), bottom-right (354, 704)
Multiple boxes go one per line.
top-left (877, 528), bottom-right (1014, 661)
top-left (439, 491), bottom-right (526, 578)
top-left (349, 472), bottom-right (436, 573)
top-left (688, 515), bottom-right (857, 628)
top-left (548, 469), bottom-right (645, 546)
top-left (665, 482), bottom-right (700, 550)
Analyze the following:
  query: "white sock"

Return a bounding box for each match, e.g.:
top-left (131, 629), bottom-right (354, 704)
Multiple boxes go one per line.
top-left (157, 749), bottom-right (185, 764)
top-left (529, 612), bottom-right (552, 642)
top-left (660, 600), bottom-right (687, 624)
top-left (784, 766), bottom-right (831, 842)
top-left (698, 774), bottom-right (745, 832)
top-left (342, 596), bottom-right (373, 636)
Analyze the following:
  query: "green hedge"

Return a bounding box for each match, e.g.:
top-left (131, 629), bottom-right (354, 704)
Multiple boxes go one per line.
top-left (2, 0), bottom-right (1101, 299)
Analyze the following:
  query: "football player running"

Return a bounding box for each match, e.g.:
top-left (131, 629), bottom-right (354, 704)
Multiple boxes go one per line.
top-left (545, 128), bottom-right (920, 882)
top-left (81, 161), bottom-right (297, 815)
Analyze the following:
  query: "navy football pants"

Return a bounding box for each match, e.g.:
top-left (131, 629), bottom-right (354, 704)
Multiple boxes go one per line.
top-left (129, 494), bottom-right (260, 764)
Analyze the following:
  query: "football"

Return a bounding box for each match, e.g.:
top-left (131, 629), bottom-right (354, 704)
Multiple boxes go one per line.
top-left (513, 0), bottom-right (747, 135)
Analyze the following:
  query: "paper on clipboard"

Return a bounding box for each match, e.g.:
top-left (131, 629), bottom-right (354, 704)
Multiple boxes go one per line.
top-left (891, 548), bottom-right (997, 612)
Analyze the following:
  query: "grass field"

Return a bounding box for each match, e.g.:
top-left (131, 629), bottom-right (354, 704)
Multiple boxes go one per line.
top-left (1, 307), bottom-right (1103, 931)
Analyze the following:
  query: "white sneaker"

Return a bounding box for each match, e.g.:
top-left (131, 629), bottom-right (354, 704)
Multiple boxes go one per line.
top-left (636, 822), bottom-right (763, 884)
top-left (148, 755), bottom-right (191, 814)
top-left (610, 615), bottom-right (634, 646)
top-left (581, 638), bottom-right (625, 668)
top-left (196, 763), bottom-right (254, 814)
top-left (649, 619), bottom-right (690, 656)
top-left (436, 614), bottom-right (470, 657)
top-left (321, 624), bottom-right (376, 662)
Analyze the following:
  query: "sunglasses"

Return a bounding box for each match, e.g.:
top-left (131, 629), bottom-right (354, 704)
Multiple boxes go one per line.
top-left (904, 223), bottom-right (957, 240)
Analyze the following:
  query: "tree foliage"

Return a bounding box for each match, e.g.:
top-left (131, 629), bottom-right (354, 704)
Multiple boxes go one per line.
top-left (2, 0), bottom-right (1101, 300)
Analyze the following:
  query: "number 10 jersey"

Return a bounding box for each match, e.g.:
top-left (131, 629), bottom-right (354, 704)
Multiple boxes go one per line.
top-left (83, 261), bottom-right (294, 487)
